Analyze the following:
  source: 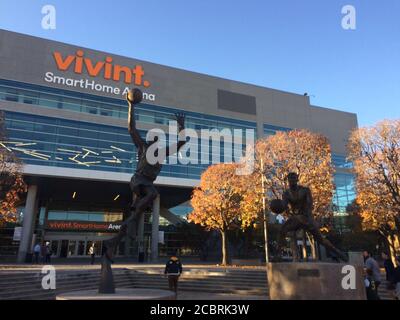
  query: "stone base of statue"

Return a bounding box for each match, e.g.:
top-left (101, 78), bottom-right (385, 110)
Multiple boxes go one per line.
top-left (267, 262), bottom-right (366, 300)
top-left (56, 288), bottom-right (176, 300)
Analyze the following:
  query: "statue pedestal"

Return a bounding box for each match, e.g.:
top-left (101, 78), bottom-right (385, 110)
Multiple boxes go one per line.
top-left (348, 251), bottom-right (364, 267)
top-left (56, 288), bottom-right (176, 300)
top-left (267, 262), bottom-right (366, 300)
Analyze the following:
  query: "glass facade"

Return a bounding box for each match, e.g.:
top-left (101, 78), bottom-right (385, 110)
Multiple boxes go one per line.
top-left (264, 124), bottom-right (291, 136)
top-left (1, 87), bottom-right (356, 214)
top-left (2, 110), bottom-right (254, 180)
top-left (38, 209), bottom-right (123, 224)
top-left (0, 79), bottom-right (256, 133)
top-left (1, 79), bottom-right (257, 180)
top-left (0, 79), bottom-right (261, 258)
top-left (46, 239), bottom-right (105, 257)
top-left (332, 154), bottom-right (353, 169)
top-left (332, 173), bottom-right (356, 215)
top-left (169, 203), bottom-right (193, 219)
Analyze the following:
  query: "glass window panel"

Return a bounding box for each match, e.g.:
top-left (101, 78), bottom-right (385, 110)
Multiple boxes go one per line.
top-left (57, 136), bottom-right (81, 145)
top-left (78, 130), bottom-right (98, 139)
top-left (50, 241), bottom-right (59, 256)
top-left (77, 241), bottom-right (85, 255)
top-left (21, 90), bottom-right (39, 104)
top-left (60, 96), bottom-right (81, 112)
top-left (98, 132), bottom-right (118, 142)
top-left (5, 130), bottom-right (28, 141)
top-left (57, 126), bottom-right (79, 136)
top-left (39, 93), bottom-right (61, 108)
top-left (154, 114), bottom-right (165, 124)
top-left (99, 104), bottom-right (115, 117)
top-left (0, 86), bottom-right (7, 100)
top-left (10, 120), bottom-right (34, 131)
top-left (38, 142), bottom-right (55, 152)
top-left (95, 241), bottom-right (102, 255)
top-left (34, 123), bottom-right (56, 134)
top-left (79, 122), bottom-right (101, 131)
top-left (4, 88), bottom-right (19, 102)
top-left (32, 132), bottom-right (56, 143)
top-left (82, 100), bottom-right (99, 115)
top-left (68, 241), bottom-right (76, 256)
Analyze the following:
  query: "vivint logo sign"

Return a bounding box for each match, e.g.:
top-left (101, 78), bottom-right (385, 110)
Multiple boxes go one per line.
top-left (44, 50), bottom-right (156, 101)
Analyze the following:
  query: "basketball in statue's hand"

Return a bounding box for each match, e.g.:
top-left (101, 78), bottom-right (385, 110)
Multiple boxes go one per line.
top-left (127, 88), bottom-right (143, 105)
top-left (269, 199), bottom-right (286, 214)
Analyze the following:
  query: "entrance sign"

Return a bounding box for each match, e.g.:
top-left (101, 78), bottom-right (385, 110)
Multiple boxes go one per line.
top-left (45, 221), bottom-right (122, 232)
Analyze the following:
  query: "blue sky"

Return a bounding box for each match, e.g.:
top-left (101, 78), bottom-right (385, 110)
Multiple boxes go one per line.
top-left (0, 0), bottom-right (399, 126)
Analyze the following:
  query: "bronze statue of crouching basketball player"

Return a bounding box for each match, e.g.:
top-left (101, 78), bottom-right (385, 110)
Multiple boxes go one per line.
top-left (271, 172), bottom-right (348, 263)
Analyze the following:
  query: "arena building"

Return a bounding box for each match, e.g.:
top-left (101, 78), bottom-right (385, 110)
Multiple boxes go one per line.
top-left (0, 30), bottom-right (357, 262)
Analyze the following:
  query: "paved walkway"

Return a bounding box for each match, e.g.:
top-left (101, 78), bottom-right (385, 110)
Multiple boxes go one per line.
top-left (0, 262), bottom-right (266, 272)
top-left (177, 292), bottom-right (268, 300)
top-left (0, 261), bottom-right (395, 300)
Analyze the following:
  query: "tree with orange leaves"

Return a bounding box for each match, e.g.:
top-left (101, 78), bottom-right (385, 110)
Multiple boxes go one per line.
top-left (348, 120), bottom-right (400, 264)
top-left (253, 129), bottom-right (335, 259)
top-left (0, 111), bottom-right (27, 226)
top-left (188, 163), bottom-right (262, 265)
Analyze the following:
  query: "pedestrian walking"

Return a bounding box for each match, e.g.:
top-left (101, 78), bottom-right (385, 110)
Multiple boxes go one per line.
top-left (363, 250), bottom-right (381, 299)
top-left (45, 242), bottom-right (52, 263)
top-left (33, 243), bottom-right (41, 264)
top-left (89, 243), bottom-right (96, 265)
top-left (40, 243), bottom-right (47, 263)
top-left (164, 254), bottom-right (183, 295)
top-left (365, 269), bottom-right (380, 300)
top-left (381, 252), bottom-right (395, 289)
top-left (393, 256), bottom-right (400, 300)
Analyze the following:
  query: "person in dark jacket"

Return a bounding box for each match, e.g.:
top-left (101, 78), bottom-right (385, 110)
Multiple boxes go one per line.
top-left (45, 242), bottom-right (52, 263)
top-left (365, 269), bottom-right (380, 300)
top-left (382, 252), bottom-right (395, 287)
top-left (40, 243), bottom-right (47, 264)
top-left (164, 255), bottom-right (183, 294)
top-left (393, 256), bottom-right (400, 300)
top-left (363, 250), bottom-right (381, 292)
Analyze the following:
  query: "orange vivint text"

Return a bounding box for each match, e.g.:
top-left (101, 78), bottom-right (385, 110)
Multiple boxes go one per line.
top-left (53, 50), bottom-right (151, 88)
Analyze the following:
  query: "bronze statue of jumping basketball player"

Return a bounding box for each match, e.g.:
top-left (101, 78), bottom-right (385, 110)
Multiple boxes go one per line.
top-left (272, 172), bottom-right (348, 262)
top-left (99, 88), bottom-right (186, 293)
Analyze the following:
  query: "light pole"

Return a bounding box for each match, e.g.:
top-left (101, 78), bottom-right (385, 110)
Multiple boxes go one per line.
top-left (260, 158), bottom-right (269, 264)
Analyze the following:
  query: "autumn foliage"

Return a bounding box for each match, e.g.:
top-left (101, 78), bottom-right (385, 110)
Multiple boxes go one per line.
top-left (249, 129), bottom-right (336, 259)
top-left (254, 129), bottom-right (335, 222)
top-left (348, 120), bottom-right (400, 262)
top-left (0, 111), bottom-right (26, 226)
top-left (188, 163), bottom-right (263, 265)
